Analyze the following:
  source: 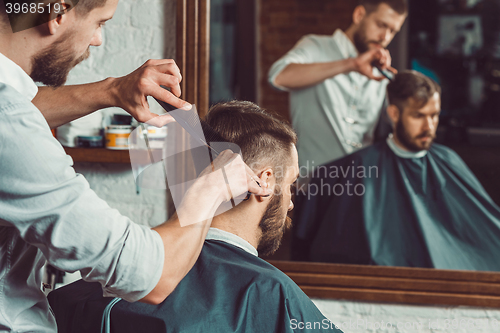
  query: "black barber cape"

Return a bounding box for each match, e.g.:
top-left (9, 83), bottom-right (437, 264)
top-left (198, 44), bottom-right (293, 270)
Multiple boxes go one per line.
top-left (49, 240), bottom-right (343, 333)
top-left (294, 141), bottom-right (500, 270)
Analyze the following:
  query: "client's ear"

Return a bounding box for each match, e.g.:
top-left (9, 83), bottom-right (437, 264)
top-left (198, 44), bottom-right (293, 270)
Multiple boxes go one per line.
top-left (386, 104), bottom-right (400, 126)
top-left (256, 168), bottom-right (274, 202)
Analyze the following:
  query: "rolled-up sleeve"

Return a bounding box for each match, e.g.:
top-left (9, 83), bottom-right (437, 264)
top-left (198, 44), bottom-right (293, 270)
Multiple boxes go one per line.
top-left (0, 97), bottom-right (164, 302)
top-left (268, 35), bottom-right (321, 91)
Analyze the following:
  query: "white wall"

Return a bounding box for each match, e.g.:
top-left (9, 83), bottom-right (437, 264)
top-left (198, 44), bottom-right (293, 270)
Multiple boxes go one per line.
top-left (56, 0), bottom-right (176, 287)
top-left (64, 0), bottom-right (176, 228)
top-left (312, 298), bottom-right (500, 333)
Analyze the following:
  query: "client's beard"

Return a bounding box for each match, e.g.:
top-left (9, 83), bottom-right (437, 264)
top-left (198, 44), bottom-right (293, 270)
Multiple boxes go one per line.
top-left (257, 193), bottom-right (292, 257)
top-left (395, 119), bottom-right (435, 152)
top-left (31, 31), bottom-right (90, 87)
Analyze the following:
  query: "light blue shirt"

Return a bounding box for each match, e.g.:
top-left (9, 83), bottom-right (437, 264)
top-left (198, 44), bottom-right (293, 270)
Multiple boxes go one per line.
top-left (386, 134), bottom-right (428, 159)
top-left (102, 228), bottom-right (258, 333)
top-left (206, 227), bottom-right (258, 256)
top-left (269, 29), bottom-right (389, 172)
top-left (0, 53), bottom-right (164, 333)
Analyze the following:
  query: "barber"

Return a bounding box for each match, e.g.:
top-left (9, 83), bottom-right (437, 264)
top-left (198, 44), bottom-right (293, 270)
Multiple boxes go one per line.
top-left (268, 0), bottom-right (408, 172)
top-left (0, 1), bottom-right (270, 332)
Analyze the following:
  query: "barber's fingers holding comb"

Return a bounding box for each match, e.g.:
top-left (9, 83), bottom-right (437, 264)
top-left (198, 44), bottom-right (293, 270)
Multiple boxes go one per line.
top-left (198, 150), bottom-right (273, 204)
top-left (354, 48), bottom-right (397, 81)
top-left (110, 59), bottom-right (191, 127)
top-left (377, 49), bottom-right (397, 75)
top-left (222, 152), bottom-right (273, 198)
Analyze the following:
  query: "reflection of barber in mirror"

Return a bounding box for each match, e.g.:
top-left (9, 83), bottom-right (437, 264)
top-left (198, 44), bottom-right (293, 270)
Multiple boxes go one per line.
top-left (48, 101), bottom-right (344, 333)
top-left (293, 71), bottom-right (500, 271)
top-left (269, 0), bottom-right (407, 172)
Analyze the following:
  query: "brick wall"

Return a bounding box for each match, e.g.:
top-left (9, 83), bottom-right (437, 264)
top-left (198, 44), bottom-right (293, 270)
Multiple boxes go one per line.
top-left (257, 0), bottom-right (357, 121)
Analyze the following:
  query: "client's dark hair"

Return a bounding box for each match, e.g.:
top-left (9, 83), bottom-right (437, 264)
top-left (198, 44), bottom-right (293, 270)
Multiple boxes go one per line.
top-left (387, 70), bottom-right (441, 112)
top-left (205, 101), bottom-right (297, 184)
top-left (359, 0), bottom-right (408, 15)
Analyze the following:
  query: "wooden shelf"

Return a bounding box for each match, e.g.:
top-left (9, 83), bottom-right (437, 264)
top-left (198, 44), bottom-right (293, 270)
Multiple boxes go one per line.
top-left (64, 147), bottom-right (163, 165)
top-left (64, 147), bottom-right (131, 164)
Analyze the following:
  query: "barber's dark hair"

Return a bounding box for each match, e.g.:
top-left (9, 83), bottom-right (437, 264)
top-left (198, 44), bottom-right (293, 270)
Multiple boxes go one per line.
top-left (205, 101), bottom-right (297, 184)
top-left (359, 0), bottom-right (408, 15)
top-left (0, 2), bottom-right (7, 25)
top-left (0, 0), bottom-right (107, 26)
top-left (387, 70), bottom-right (441, 112)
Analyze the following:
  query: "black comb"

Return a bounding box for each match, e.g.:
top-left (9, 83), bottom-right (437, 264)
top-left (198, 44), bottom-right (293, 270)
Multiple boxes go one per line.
top-left (372, 62), bottom-right (394, 81)
top-left (153, 87), bottom-right (264, 200)
top-left (153, 92), bottom-right (233, 158)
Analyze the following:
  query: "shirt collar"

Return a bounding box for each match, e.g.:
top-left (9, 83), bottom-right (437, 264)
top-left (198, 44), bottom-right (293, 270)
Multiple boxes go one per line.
top-left (386, 134), bottom-right (428, 159)
top-left (0, 52), bottom-right (38, 101)
top-left (206, 228), bottom-right (258, 257)
top-left (333, 29), bottom-right (358, 59)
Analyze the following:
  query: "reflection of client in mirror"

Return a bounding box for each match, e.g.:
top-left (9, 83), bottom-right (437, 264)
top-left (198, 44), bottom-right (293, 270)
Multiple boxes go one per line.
top-left (294, 71), bottom-right (500, 271)
top-left (49, 101), bottom-right (344, 333)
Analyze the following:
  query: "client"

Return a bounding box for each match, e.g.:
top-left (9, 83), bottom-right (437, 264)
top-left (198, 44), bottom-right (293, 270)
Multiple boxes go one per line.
top-left (48, 101), bottom-right (343, 333)
top-left (293, 71), bottom-right (500, 270)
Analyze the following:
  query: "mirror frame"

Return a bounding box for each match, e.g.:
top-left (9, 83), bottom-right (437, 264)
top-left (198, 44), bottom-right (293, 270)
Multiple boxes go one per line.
top-left (270, 261), bottom-right (500, 308)
top-left (185, 0), bottom-right (500, 309)
top-left (176, 0), bottom-right (210, 116)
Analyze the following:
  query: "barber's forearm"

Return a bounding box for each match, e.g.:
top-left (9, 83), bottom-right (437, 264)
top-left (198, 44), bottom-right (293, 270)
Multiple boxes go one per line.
top-left (144, 216), bottom-right (211, 304)
top-left (273, 58), bottom-right (356, 90)
top-left (139, 151), bottom-right (270, 304)
top-left (33, 78), bottom-right (118, 128)
top-left (141, 179), bottom-right (222, 305)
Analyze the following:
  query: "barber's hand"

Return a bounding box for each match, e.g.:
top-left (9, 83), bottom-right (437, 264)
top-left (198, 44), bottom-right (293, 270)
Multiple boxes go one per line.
top-left (176, 150), bottom-right (272, 226)
top-left (353, 48), bottom-right (397, 81)
top-left (110, 59), bottom-right (192, 127)
top-left (198, 150), bottom-right (273, 204)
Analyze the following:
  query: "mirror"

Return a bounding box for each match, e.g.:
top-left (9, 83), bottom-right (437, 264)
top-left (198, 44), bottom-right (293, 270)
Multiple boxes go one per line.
top-left (208, 0), bottom-right (500, 273)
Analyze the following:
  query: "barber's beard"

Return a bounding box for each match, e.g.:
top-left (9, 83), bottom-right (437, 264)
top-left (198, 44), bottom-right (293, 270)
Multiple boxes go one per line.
top-left (353, 22), bottom-right (384, 55)
top-left (31, 31), bottom-right (90, 87)
top-left (395, 120), bottom-right (435, 152)
top-left (353, 27), bottom-right (370, 54)
top-left (257, 193), bottom-right (292, 257)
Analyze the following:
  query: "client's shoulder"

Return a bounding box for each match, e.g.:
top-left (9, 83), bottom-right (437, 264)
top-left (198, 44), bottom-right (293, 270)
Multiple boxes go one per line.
top-left (429, 143), bottom-right (464, 162)
top-left (319, 141), bottom-right (386, 170)
top-left (202, 240), bottom-right (301, 290)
